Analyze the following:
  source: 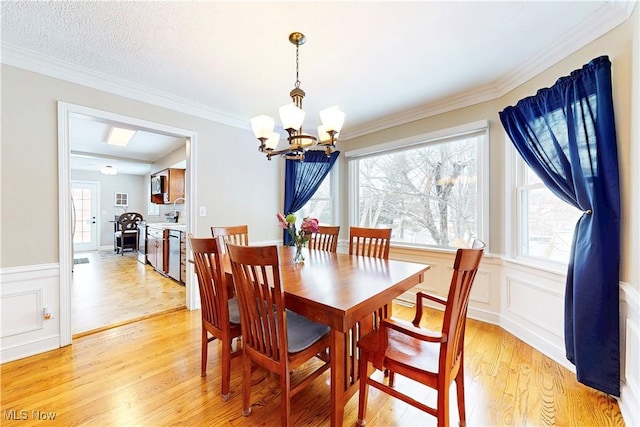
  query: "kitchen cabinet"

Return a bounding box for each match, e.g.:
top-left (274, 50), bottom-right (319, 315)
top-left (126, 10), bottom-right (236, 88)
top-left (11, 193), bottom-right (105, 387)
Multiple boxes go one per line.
top-left (147, 226), bottom-right (168, 274)
top-left (180, 232), bottom-right (186, 283)
top-left (150, 168), bottom-right (185, 204)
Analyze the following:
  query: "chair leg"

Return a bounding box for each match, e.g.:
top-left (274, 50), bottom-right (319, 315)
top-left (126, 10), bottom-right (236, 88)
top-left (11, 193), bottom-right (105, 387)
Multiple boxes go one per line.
top-left (456, 365), bottom-right (466, 426)
top-left (221, 338), bottom-right (231, 401)
top-left (437, 380), bottom-right (450, 427)
top-left (242, 355), bottom-right (252, 417)
top-left (281, 368), bottom-right (292, 427)
top-left (201, 329), bottom-right (208, 377)
top-left (356, 350), bottom-right (370, 426)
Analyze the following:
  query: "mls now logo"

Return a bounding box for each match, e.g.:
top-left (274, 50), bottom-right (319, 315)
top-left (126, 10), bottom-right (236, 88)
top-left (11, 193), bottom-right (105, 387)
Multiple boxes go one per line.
top-left (4, 410), bottom-right (28, 420)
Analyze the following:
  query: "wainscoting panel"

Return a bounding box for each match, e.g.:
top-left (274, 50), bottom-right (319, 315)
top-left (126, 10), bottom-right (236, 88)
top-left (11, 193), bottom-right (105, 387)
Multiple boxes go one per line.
top-left (620, 282), bottom-right (639, 427)
top-left (1, 288), bottom-right (43, 337)
top-left (505, 276), bottom-right (564, 337)
top-left (469, 269), bottom-right (491, 305)
top-left (499, 263), bottom-right (570, 371)
top-left (0, 264), bottom-right (61, 363)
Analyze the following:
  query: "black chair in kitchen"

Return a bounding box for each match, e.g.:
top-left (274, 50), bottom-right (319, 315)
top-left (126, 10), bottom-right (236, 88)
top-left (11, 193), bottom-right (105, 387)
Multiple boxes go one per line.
top-left (114, 212), bottom-right (143, 255)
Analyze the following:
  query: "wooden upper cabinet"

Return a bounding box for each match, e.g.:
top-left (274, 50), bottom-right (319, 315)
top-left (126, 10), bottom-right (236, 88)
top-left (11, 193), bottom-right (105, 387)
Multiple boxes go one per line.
top-left (150, 168), bottom-right (185, 204)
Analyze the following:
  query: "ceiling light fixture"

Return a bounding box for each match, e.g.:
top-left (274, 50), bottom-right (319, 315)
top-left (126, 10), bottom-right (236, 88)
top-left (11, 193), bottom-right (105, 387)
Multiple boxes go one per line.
top-left (101, 165), bottom-right (117, 175)
top-left (251, 32), bottom-right (345, 161)
top-left (107, 127), bottom-right (136, 147)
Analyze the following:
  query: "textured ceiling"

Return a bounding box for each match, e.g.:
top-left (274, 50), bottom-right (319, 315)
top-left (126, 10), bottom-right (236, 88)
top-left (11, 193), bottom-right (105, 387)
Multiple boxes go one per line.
top-left (1, 1), bottom-right (635, 174)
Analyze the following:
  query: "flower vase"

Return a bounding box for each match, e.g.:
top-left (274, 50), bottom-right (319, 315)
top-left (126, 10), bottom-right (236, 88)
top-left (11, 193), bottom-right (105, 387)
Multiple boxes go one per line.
top-left (293, 243), bottom-right (305, 263)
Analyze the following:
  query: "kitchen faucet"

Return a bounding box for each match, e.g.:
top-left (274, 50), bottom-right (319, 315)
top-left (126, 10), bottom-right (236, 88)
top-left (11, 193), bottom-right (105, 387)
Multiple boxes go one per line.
top-left (173, 197), bottom-right (186, 219)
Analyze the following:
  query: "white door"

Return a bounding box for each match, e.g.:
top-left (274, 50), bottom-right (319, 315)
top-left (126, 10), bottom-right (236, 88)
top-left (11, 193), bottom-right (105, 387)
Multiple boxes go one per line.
top-left (72, 181), bottom-right (99, 252)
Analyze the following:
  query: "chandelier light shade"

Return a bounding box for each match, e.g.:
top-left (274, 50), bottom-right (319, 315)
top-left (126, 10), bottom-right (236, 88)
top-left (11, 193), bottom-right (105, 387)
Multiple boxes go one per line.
top-left (251, 32), bottom-right (345, 160)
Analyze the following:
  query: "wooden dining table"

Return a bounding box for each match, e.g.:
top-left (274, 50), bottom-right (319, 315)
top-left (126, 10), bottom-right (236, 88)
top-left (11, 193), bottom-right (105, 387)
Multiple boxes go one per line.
top-left (223, 245), bottom-right (430, 426)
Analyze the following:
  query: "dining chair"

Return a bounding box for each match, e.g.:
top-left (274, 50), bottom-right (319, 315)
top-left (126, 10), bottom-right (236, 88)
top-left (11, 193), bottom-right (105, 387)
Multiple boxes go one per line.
top-left (349, 226), bottom-right (391, 259)
top-left (349, 226), bottom-right (392, 321)
top-left (356, 240), bottom-right (485, 427)
top-left (188, 234), bottom-right (242, 401)
top-left (226, 243), bottom-right (331, 427)
top-left (309, 225), bottom-right (340, 252)
top-left (211, 225), bottom-right (249, 253)
top-left (114, 212), bottom-right (143, 255)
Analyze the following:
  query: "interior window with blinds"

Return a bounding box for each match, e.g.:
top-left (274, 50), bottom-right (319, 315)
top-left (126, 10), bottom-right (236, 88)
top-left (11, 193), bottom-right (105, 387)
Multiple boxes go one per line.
top-left (349, 125), bottom-right (488, 249)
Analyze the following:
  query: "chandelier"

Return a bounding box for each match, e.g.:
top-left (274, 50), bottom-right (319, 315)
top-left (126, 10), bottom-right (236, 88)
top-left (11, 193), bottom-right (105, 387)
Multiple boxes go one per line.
top-left (251, 32), bottom-right (345, 161)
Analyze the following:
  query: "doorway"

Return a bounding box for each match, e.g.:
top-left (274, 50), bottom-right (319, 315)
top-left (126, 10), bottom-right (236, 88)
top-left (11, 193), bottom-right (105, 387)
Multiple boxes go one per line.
top-left (58, 102), bottom-right (198, 345)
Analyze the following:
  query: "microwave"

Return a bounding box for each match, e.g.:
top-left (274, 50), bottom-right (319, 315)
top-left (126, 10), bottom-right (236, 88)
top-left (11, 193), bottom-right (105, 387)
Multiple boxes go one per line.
top-left (151, 175), bottom-right (165, 195)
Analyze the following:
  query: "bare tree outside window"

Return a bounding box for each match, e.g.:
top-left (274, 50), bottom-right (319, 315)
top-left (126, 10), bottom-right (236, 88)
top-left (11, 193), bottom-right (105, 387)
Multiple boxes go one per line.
top-left (355, 136), bottom-right (480, 248)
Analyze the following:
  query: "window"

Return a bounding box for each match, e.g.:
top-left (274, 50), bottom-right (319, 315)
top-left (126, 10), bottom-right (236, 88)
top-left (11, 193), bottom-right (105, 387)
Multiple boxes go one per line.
top-left (114, 192), bottom-right (128, 207)
top-left (515, 158), bottom-right (581, 264)
top-left (347, 121), bottom-right (488, 249)
top-left (299, 168), bottom-right (336, 225)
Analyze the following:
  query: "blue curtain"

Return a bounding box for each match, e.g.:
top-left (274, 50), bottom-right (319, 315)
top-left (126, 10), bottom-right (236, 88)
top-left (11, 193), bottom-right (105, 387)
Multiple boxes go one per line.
top-left (499, 56), bottom-right (620, 396)
top-left (283, 150), bottom-right (340, 245)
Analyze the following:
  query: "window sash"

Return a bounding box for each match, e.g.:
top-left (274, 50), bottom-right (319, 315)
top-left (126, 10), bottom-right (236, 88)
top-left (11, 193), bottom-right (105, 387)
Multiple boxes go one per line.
top-left (510, 138), bottom-right (581, 267)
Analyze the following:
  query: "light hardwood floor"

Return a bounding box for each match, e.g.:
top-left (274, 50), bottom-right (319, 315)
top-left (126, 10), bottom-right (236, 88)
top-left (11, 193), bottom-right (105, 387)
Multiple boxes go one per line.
top-left (2, 302), bottom-right (623, 426)
top-left (71, 250), bottom-right (185, 336)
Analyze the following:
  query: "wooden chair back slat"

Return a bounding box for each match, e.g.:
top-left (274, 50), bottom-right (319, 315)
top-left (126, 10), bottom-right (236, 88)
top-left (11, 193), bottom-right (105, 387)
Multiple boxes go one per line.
top-left (211, 225), bottom-right (249, 253)
top-left (349, 227), bottom-right (391, 260)
top-left (310, 225), bottom-right (340, 252)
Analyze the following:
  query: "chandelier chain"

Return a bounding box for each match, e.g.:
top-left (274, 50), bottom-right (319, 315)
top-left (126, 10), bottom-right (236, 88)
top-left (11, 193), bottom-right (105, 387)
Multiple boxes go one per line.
top-left (295, 43), bottom-right (301, 89)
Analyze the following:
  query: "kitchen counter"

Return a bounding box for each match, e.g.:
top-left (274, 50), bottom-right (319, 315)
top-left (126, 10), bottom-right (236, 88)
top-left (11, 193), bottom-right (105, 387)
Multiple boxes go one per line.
top-left (146, 223), bottom-right (187, 232)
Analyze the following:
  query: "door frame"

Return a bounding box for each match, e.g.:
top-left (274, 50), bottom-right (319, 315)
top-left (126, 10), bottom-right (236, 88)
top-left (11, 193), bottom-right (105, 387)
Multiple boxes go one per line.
top-left (58, 102), bottom-right (199, 346)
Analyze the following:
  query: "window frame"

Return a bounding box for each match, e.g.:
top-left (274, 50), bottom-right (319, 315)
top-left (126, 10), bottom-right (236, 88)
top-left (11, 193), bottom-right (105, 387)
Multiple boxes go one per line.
top-left (346, 120), bottom-right (489, 251)
top-left (298, 161), bottom-right (339, 226)
top-left (505, 132), bottom-right (579, 271)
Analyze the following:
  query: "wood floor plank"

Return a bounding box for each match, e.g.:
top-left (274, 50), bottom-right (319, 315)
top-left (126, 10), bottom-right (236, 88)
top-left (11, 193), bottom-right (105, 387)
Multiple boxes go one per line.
top-left (1, 304), bottom-right (624, 426)
top-left (71, 250), bottom-right (185, 335)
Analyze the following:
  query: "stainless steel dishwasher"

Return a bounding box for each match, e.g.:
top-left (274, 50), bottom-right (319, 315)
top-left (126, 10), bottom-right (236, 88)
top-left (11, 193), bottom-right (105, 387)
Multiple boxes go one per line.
top-left (168, 229), bottom-right (182, 282)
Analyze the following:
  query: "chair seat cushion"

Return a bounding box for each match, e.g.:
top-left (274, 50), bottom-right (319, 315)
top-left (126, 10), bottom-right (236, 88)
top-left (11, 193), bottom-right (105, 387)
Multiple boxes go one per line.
top-left (285, 309), bottom-right (330, 353)
top-left (228, 297), bottom-right (241, 324)
top-left (114, 230), bottom-right (137, 238)
top-left (358, 318), bottom-right (440, 374)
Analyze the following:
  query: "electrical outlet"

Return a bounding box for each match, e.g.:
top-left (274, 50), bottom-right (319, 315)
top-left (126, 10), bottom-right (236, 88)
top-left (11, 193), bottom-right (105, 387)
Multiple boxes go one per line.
top-left (199, 207), bottom-right (207, 217)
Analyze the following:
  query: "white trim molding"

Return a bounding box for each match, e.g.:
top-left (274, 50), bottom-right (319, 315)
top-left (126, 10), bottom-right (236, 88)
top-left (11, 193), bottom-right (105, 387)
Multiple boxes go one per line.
top-left (1, 264), bottom-right (61, 363)
top-left (2, 43), bottom-right (248, 131)
top-left (1, 1), bottom-right (633, 141)
top-left (620, 281), bottom-right (640, 427)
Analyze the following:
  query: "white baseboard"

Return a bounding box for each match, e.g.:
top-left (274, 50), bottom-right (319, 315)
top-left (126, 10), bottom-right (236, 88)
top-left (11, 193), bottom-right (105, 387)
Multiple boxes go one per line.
top-left (1, 335), bottom-right (61, 364)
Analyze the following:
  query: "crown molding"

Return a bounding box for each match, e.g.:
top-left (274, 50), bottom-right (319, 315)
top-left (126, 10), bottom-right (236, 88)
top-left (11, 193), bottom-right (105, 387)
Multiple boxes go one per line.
top-left (0, 42), bottom-right (250, 131)
top-left (341, 2), bottom-right (635, 140)
top-left (1, 1), bottom-right (634, 141)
